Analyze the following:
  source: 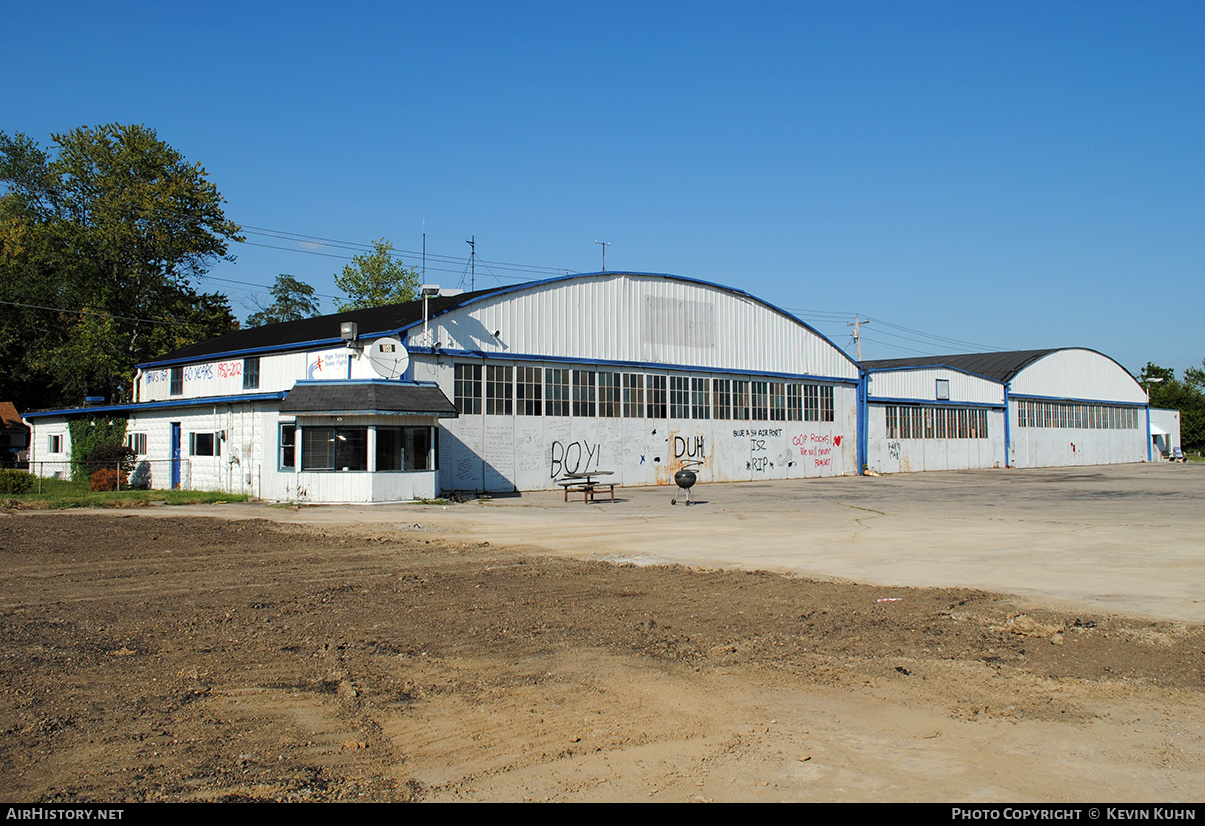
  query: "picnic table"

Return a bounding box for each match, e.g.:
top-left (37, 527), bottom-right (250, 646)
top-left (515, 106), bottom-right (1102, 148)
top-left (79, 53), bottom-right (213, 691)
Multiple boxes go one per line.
top-left (557, 470), bottom-right (616, 503)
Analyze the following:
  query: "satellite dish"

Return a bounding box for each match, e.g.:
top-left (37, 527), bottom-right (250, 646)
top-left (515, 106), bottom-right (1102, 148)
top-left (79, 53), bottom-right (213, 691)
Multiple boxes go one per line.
top-left (368, 337), bottom-right (410, 379)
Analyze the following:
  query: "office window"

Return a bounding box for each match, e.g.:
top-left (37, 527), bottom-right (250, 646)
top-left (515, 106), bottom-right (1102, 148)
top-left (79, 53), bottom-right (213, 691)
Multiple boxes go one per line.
top-left (454, 364), bottom-right (482, 414)
top-left (243, 357), bottom-right (260, 390)
top-left (48, 434), bottom-right (62, 453)
top-left (279, 424), bottom-right (295, 470)
top-left (170, 367), bottom-right (183, 396)
top-left (127, 433), bottom-right (148, 455)
top-left (517, 366), bottom-right (543, 416)
top-left (301, 427), bottom-right (366, 471)
top-left (189, 432), bottom-right (219, 457)
top-left (486, 365), bottom-right (513, 415)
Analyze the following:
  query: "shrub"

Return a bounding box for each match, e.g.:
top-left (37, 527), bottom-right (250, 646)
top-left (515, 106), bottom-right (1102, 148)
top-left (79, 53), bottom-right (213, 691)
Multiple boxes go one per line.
top-left (89, 468), bottom-right (129, 491)
top-left (85, 444), bottom-right (136, 477)
top-left (0, 469), bottom-right (34, 494)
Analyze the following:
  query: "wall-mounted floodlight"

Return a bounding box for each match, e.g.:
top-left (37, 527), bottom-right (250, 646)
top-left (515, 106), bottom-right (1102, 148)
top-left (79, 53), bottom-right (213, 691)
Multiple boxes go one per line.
top-left (341, 322), bottom-right (364, 351)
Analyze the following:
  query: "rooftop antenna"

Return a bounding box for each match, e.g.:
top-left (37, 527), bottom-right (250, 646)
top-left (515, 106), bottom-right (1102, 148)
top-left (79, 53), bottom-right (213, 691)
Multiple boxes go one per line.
top-left (595, 240), bottom-right (610, 272)
top-left (847, 314), bottom-right (870, 361)
top-left (466, 235), bottom-right (475, 291)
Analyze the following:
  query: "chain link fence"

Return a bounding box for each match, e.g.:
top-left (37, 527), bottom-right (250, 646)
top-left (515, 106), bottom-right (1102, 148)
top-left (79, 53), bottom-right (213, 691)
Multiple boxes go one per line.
top-left (26, 459), bottom-right (190, 493)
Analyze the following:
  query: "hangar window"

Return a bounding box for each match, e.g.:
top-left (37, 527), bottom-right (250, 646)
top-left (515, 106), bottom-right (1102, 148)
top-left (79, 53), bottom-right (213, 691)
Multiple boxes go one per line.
top-left (669, 377), bottom-right (690, 419)
top-left (712, 379), bottom-right (732, 420)
top-left (804, 385), bottom-right (819, 421)
top-left (599, 372), bottom-right (621, 417)
top-left (646, 375), bottom-right (667, 419)
top-left (170, 367), bottom-right (183, 396)
top-left (768, 383), bottom-right (786, 421)
top-left (517, 366), bottom-right (542, 415)
top-left (545, 369), bottom-right (570, 416)
top-left (787, 384), bottom-right (802, 421)
top-left (885, 406), bottom-right (898, 439)
top-left (936, 379), bottom-right (950, 401)
top-left (486, 365), bottom-right (513, 415)
top-left (691, 377), bottom-right (711, 420)
top-left (622, 373), bottom-right (644, 417)
top-left (454, 364), bottom-right (482, 414)
top-left (820, 386), bottom-right (835, 422)
top-left (751, 382), bottom-right (769, 421)
top-left (732, 380), bottom-right (750, 421)
top-left (573, 370), bottom-right (597, 417)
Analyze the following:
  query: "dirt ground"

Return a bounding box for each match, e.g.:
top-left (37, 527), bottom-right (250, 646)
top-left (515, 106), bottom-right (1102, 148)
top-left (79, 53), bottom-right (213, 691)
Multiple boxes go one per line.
top-left (2, 508), bottom-right (1203, 802)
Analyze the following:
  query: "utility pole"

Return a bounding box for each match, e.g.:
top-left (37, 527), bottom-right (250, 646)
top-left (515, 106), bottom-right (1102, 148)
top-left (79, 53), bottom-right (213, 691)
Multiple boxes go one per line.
top-left (847, 315), bottom-right (869, 361)
top-left (595, 240), bottom-right (610, 272)
top-left (466, 236), bottom-right (475, 291)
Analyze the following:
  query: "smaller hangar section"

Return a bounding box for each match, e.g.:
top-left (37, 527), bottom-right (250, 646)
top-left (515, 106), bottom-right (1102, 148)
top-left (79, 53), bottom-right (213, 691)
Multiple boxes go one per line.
top-left (864, 349), bottom-right (1149, 472)
top-left (863, 364), bottom-right (1006, 473)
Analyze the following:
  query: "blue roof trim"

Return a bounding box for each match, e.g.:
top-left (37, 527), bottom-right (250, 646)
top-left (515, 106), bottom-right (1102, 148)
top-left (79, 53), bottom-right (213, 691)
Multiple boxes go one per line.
top-left (1008, 392), bottom-right (1147, 407)
top-left (289, 379), bottom-right (440, 389)
top-left (139, 340), bottom-right (350, 368)
top-left (866, 396), bottom-right (1005, 409)
top-left (23, 392), bottom-right (289, 419)
top-left (395, 271), bottom-right (862, 372)
top-left (409, 346), bottom-right (859, 385)
top-left (864, 363), bottom-right (1006, 385)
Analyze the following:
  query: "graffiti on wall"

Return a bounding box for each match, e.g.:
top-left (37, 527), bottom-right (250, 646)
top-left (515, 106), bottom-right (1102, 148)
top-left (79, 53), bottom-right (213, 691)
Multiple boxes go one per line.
top-left (217, 361), bottom-right (243, 379)
top-left (673, 435), bottom-right (705, 460)
top-left (887, 440), bottom-right (901, 460)
top-left (184, 364), bottom-right (213, 381)
top-left (550, 440), bottom-right (601, 478)
top-left (793, 432), bottom-right (841, 468)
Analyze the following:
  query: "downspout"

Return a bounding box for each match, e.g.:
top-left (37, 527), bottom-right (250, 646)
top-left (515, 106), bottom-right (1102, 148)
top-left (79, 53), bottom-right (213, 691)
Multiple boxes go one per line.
top-left (1146, 404), bottom-right (1152, 462)
top-left (856, 369), bottom-right (868, 475)
top-left (1003, 383), bottom-right (1011, 468)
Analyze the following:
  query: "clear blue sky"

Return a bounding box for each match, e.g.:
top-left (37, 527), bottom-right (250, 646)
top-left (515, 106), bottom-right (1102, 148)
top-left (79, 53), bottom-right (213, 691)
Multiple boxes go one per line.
top-left (5, 1), bottom-right (1202, 376)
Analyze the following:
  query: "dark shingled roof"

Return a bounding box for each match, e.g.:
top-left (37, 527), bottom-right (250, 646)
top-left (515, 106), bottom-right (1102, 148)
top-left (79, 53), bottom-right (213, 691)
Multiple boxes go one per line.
top-left (279, 382), bottom-right (458, 417)
top-left (147, 288), bottom-right (499, 365)
top-left (862, 349), bottom-right (1062, 383)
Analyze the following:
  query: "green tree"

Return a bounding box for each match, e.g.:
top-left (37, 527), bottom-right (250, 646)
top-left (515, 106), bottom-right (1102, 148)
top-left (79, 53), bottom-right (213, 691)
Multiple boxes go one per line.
top-left (334, 238), bottom-right (420, 311)
top-left (247, 274), bottom-right (321, 327)
top-left (0, 124), bottom-right (241, 409)
top-left (1141, 362), bottom-right (1205, 454)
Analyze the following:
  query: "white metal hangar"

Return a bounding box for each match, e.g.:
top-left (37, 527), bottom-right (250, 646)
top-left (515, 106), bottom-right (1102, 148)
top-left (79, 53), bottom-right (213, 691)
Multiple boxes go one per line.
top-left (862, 348), bottom-right (1150, 473)
top-left (23, 272), bottom-right (863, 501)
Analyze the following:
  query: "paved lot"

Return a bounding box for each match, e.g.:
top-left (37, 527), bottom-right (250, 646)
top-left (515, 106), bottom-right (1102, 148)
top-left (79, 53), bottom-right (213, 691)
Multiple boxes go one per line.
top-left (180, 462), bottom-right (1205, 623)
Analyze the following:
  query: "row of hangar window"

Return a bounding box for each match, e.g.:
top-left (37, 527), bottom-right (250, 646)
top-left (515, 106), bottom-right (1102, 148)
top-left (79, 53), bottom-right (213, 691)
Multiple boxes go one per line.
top-left (1015, 400), bottom-right (1141, 430)
top-left (453, 364), bottom-right (837, 422)
top-left (884, 406), bottom-right (991, 440)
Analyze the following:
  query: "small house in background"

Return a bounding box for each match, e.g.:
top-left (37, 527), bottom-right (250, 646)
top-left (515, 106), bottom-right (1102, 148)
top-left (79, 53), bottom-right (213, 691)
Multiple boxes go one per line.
top-left (0, 402), bottom-right (30, 468)
top-left (1149, 408), bottom-right (1182, 461)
